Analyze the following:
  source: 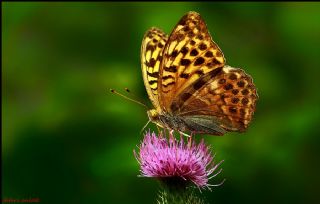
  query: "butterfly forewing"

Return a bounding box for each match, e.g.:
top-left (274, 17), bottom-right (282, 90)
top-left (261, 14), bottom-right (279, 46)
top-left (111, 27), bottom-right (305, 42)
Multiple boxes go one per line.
top-left (158, 11), bottom-right (226, 112)
top-left (141, 27), bottom-right (168, 110)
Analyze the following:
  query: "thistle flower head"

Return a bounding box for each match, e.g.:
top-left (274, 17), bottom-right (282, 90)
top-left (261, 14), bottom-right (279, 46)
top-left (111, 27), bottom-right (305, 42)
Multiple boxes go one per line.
top-left (134, 131), bottom-right (223, 190)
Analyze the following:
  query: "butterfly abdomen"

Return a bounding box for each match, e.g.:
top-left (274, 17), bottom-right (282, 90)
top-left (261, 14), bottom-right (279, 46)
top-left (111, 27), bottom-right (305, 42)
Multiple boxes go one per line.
top-left (158, 114), bottom-right (189, 132)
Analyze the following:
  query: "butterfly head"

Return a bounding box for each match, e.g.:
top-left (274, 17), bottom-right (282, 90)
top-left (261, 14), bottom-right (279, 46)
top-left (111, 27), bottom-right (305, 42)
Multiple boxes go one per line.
top-left (147, 109), bottom-right (163, 128)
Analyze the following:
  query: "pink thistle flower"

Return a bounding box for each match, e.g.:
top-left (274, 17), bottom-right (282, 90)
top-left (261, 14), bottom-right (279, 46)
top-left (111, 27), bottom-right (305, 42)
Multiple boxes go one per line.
top-left (134, 131), bottom-right (224, 190)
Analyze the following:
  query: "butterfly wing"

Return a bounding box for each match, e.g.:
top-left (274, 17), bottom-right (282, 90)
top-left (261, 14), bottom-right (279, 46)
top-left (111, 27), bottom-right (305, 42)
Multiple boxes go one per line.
top-left (158, 11), bottom-right (225, 112)
top-left (175, 65), bottom-right (258, 134)
top-left (183, 115), bottom-right (227, 135)
top-left (141, 27), bottom-right (168, 111)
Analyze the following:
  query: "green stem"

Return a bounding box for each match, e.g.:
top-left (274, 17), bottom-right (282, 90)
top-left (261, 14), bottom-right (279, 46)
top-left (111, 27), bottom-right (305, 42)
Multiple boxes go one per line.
top-left (156, 186), bottom-right (205, 204)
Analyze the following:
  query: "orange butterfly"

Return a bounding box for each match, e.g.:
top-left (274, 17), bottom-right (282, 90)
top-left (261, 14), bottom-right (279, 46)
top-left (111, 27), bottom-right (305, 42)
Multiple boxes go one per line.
top-left (141, 11), bottom-right (258, 136)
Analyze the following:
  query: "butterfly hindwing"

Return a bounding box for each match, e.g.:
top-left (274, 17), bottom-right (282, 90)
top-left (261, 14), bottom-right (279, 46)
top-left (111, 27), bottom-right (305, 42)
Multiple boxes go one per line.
top-left (158, 11), bottom-right (226, 112)
top-left (175, 66), bottom-right (258, 132)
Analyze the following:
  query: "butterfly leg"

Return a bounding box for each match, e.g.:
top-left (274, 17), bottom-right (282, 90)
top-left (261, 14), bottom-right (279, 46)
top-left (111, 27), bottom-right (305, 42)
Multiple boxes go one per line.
top-left (178, 131), bottom-right (191, 137)
top-left (156, 125), bottom-right (162, 134)
top-left (140, 119), bottom-right (151, 134)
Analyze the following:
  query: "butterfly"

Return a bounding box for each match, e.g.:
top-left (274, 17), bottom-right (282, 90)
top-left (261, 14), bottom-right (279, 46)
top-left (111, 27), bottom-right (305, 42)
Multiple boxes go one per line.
top-left (141, 11), bottom-right (258, 136)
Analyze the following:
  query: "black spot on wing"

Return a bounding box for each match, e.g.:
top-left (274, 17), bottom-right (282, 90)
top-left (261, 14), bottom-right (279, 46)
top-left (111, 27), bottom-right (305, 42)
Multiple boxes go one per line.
top-left (232, 89), bottom-right (239, 95)
top-left (158, 43), bottom-right (164, 48)
top-left (190, 49), bottom-right (199, 56)
top-left (241, 89), bottom-right (249, 95)
top-left (197, 34), bottom-right (204, 40)
top-left (237, 81), bottom-right (245, 87)
top-left (241, 98), bottom-right (249, 105)
top-left (195, 69), bottom-right (204, 76)
top-left (198, 43), bottom-right (207, 50)
top-left (231, 97), bottom-right (239, 104)
top-left (147, 71), bottom-right (159, 78)
top-left (162, 75), bottom-right (175, 80)
top-left (194, 57), bottom-right (205, 66)
top-left (205, 51), bottom-right (213, 58)
top-left (163, 82), bottom-right (175, 87)
top-left (181, 47), bottom-right (189, 55)
top-left (188, 31), bottom-right (195, 38)
top-left (148, 80), bottom-right (157, 85)
top-left (180, 73), bottom-right (189, 79)
top-left (148, 58), bottom-right (156, 67)
top-left (207, 58), bottom-right (222, 67)
top-left (181, 59), bottom-right (191, 66)
top-left (146, 44), bottom-right (155, 52)
top-left (171, 50), bottom-right (178, 58)
top-left (224, 83), bottom-right (233, 90)
top-left (229, 73), bottom-right (237, 80)
top-left (164, 66), bottom-right (177, 73)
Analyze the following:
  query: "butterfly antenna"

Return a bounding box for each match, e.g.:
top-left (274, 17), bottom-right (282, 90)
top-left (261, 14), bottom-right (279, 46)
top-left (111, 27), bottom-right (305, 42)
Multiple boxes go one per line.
top-left (124, 88), bottom-right (150, 108)
top-left (110, 89), bottom-right (148, 109)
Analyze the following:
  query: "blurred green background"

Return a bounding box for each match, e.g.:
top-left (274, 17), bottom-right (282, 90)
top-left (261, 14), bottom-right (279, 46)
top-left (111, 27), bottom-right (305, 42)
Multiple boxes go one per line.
top-left (3, 2), bottom-right (320, 204)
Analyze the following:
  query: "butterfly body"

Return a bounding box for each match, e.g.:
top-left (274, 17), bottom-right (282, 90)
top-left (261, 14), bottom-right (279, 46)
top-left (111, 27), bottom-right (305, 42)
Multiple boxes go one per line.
top-left (148, 109), bottom-right (226, 135)
top-left (141, 11), bottom-right (258, 136)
